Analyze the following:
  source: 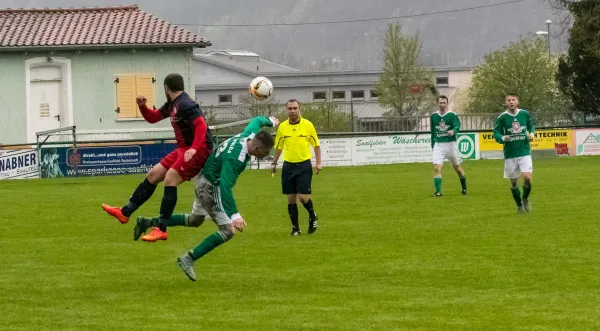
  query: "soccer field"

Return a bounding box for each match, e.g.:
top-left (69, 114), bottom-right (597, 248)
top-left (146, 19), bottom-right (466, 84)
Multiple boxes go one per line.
top-left (2, 157), bottom-right (599, 330)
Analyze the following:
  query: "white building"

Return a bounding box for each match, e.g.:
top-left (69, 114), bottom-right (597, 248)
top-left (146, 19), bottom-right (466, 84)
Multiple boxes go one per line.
top-left (193, 50), bottom-right (473, 119)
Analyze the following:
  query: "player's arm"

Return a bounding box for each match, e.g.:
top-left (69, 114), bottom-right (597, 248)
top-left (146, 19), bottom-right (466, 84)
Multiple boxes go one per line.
top-left (308, 122), bottom-right (322, 172)
top-left (177, 103), bottom-right (210, 160)
top-left (430, 115), bottom-right (435, 149)
top-left (493, 117), bottom-right (506, 143)
top-left (269, 122), bottom-right (285, 172)
top-left (452, 114), bottom-right (461, 136)
top-left (526, 111), bottom-right (535, 137)
top-left (137, 98), bottom-right (168, 124)
top-left (242, 116), bottom-right (277, 136)
top-left (219, 158), bottom-right (245, 221)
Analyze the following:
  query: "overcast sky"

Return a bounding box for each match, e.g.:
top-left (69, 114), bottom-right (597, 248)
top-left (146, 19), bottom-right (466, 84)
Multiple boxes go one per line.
top-left (0, 0), bottom-right (566, 70)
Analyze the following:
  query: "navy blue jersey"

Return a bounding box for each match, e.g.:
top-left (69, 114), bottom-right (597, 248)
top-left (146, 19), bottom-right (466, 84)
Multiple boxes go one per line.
top-left (156, 92), bottom-right (213, 150)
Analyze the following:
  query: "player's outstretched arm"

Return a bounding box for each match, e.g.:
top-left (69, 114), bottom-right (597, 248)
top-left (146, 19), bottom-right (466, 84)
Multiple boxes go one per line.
top-left (242, 116), bottom-right (278, 135)
top-left (137, 97), bottom-right (167, 124)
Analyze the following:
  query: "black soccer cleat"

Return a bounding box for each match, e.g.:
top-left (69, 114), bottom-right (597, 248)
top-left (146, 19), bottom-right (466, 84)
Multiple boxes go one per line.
top-left (461, 189), bottom-right (468, 195)
top-left (290, 228), bottom-right (301, 236)
top-left (432, 192), bottom-right (443, 197)
top-left (308, 215), bottom-right (318, 234)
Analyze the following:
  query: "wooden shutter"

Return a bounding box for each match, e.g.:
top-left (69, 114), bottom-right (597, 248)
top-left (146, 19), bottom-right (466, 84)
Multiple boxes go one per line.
top-left (135, 74), bottom-right (156, 116)
top-left (115, 75), bottom-right (137, 118)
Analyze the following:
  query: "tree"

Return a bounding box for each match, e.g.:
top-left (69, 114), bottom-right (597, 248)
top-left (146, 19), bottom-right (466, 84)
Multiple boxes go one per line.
top-left (375, 23), bottom-right (435, 117)
top-left (556, 0), bottom-right (600, 115)
top-left (238, 95), bottom-right (280, 118)
top-left (464, 37), bottom-right (571, 115)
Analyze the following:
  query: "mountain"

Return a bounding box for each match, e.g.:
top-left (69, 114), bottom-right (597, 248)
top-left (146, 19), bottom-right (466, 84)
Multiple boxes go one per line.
top-left (0, 0), bottom-right (565, 70)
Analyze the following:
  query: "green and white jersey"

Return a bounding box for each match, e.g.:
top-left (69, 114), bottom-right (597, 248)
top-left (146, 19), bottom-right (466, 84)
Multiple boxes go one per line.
top-left (493, 109), bottom-right (535, 159)
top-left (430, 111), bottom-right (460, 148)
top-left (201, 116), bottom-right (274, 219)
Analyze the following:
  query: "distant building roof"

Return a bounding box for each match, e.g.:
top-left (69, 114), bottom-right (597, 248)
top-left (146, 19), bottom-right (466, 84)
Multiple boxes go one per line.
top-left (194, 50), bottom-right (301, 75)
top-left (0, 5), bottom-right (211, 50)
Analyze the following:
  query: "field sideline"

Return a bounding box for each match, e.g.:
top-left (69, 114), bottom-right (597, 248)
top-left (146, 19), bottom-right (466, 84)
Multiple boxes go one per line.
top-left (2, 158), bottom-right (599, 330)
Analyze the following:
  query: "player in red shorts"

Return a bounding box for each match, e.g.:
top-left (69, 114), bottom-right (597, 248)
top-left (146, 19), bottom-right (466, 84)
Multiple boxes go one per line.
top-left (101, 73), bottom-right (213, 242)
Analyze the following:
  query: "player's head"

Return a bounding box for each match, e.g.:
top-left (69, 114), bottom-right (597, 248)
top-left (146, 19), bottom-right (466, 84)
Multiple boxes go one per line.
top-left (286, 99), bottom-right (300, 122)
top-left (505, 93), bottom-right (519, 110)
top-left (164, 73), bottom-right (185, 101)
top-left (438, 95), bottom-right (449, 111)
top-left (249, 131), bottom-right (274, 158)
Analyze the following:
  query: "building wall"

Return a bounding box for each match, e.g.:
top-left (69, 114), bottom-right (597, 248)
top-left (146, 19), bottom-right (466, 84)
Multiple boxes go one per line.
top-left (196, 85), bottom-right (381, 107)
top-left (448, 71), bottom-right (473, 88)
top-left (192, 60), bottom-right (252, 86)
top-left (0, 48), bottom-right (194, 144)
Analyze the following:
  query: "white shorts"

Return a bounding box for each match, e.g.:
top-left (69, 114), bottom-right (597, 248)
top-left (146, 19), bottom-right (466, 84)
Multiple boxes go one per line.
top-left (191, 176), bottom-right (232, 225)
top-left (432, 141), bottom-right (462, 166)
top-left (504, 155), bottom-right (533, 179)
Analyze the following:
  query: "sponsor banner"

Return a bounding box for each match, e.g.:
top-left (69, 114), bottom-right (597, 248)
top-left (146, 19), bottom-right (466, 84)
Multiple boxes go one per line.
top-left (352, 134), bottom-right (432, 165)
top-left (0, 149), bottom-right (39, 180)
top-left (41, 143), bottom-right (175, 177)
top-left (253, 133), bottom-right (478, 169)
top-left (575, 129), bottom-right (600, 156)
top-left (479, 129), bottom-right (573, 152)
top-left (456, 133), bottom-right (479, 160)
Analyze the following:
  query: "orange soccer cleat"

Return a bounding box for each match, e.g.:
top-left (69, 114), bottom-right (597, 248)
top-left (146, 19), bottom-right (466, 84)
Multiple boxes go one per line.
top-left (141, 227), bottom-right (168, 242)
top-left (101, 204), bottom-right (130, 224)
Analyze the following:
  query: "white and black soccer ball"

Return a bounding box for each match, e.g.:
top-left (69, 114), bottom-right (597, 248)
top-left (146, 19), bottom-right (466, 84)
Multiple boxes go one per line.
top-left (249, 76), bottom-right (273, 101)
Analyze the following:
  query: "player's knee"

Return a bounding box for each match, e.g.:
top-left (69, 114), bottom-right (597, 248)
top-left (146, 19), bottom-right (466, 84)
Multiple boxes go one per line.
top-left (188, 214), bottom-right (205, 227)
top-left (298, 194), bottom-right (310, 204)
top-left (164, 169), bottom-right (183, 186)
top-left (147, 166), bottom-right (166, 184)
top-left (219, 225), bottom-right (235, 240)
top-left (287, 194), bottom-right (297, 204)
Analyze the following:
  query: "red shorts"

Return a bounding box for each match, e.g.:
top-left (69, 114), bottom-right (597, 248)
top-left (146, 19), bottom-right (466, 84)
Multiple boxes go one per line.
top-left (159, 147), bottom-right (210, 181)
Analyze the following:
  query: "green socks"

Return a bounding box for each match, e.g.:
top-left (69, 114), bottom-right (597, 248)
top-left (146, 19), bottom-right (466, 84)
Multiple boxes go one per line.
top-left (523, 184), bottom-right (532, 200)
top-left (191, 231), bottom-right (227, 260)
top-left (434, 177), bottom-right (442, 193)
top-left (511, 187), bottom-right (522, 206)
top-left (150, 213), bottom-right (188, 227)
top-left (459, 175), bottom-right (467, 190)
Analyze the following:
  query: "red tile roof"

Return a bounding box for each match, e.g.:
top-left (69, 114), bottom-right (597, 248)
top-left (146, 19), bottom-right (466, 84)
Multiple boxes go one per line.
top-left (0, 5), bottom-right (211, 49)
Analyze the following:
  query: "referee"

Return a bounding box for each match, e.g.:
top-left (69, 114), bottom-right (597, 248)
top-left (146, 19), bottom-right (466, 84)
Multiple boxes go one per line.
top-left (271, 99), bottom-right (321, 236)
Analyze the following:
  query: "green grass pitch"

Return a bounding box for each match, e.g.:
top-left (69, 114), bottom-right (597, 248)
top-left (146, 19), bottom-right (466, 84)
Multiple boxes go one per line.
top-left (2, 157), bottom-right (600, 330)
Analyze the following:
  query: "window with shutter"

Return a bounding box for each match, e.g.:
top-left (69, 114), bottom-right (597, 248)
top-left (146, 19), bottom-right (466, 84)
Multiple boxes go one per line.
top-left (115, 73), bottom-right (156, 119)
top-left (115, 74), bottom-right (137, 118)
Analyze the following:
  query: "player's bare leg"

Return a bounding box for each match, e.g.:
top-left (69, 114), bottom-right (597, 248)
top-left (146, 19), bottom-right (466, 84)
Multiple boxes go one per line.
top-left (287, 194), bottom-right (301, 235)
top-left (510, 178), bottom-right (524, 214)
top-left (453, 164), bottom-right (468, 195)
top-left (298, 194), bottom-right (318, 234)
top-left (102, 163), bottom-right (167, 224)
top-left (522, 172), bottom-right (533, 213)
top-left (433, 164), bottom-right (443, 196)
top-left (141, 169), bottom-right (185, 242)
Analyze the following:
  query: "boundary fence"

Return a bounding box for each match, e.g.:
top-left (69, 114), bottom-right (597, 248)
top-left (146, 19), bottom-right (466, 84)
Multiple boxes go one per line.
top-left (1, 122), bottom-right (599, 180)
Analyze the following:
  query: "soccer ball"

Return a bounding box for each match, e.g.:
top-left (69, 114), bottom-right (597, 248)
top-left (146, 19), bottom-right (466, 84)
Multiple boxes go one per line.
top-left (249, 76), bottom-right (273, 101)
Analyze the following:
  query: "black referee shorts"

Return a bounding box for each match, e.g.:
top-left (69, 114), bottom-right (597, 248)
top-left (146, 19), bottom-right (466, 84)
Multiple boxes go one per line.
top-left (281, 160), bottom-right (312, 195)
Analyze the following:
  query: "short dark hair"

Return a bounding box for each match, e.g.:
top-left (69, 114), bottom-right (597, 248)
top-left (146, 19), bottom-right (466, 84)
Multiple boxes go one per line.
top-left (438, 95), bottom-right (449, 102)
top-left (506, 92), bottom-right (519, 98)
top-left (286, 99), bottom-right (301, 107)
top-left (164, 73), bottom-right (185, 92)
top-left (254, 131), bottom-right (274, 149)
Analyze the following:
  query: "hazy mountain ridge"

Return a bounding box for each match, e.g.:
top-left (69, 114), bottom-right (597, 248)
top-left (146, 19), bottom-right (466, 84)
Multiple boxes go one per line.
top-left (0, 0), bottom-right (563, 70)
